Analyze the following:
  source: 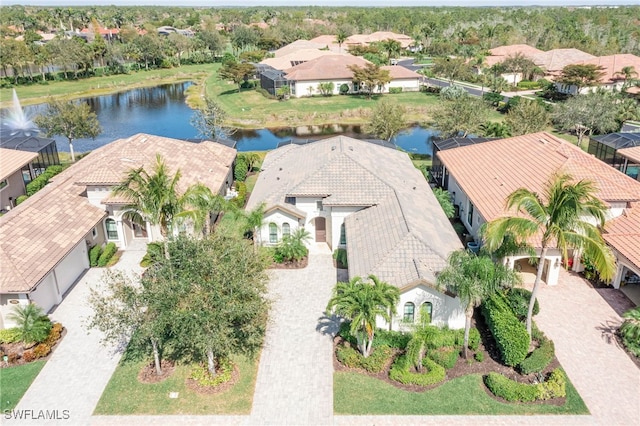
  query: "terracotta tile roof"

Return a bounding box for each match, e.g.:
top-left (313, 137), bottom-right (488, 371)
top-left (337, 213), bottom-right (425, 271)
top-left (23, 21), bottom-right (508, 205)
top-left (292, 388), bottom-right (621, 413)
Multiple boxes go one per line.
top-left (618, 146), bottom-right (640, 164)
top-left (247, 136), bottom-right (462, 290)
top-left (274, 40), bottom-right (333, 57)
top-left (532, 49), bottom-right (596, 72)
top-left (0, 134), bottom-right (236, 293)
top-left (346, 31), bottom-right (413, 48)
top-left (284, 55), bottom-right (371, 81)
top-left (261, 49), bottom-right (348, 71)
top-left (308, 35), bottom-right (338, 46)
top-left (577, 54), bottom-right (640, 84)
top-left (489, 44), bottom-right (545, 58)
top-left (604, 203), bottom-right (640, 270)
top-left (437, 132), bottom-right (640, 225)
top-left (0, 148), bottom-right (38, 181)
top-left (381, 65), bottom-right (421, 79)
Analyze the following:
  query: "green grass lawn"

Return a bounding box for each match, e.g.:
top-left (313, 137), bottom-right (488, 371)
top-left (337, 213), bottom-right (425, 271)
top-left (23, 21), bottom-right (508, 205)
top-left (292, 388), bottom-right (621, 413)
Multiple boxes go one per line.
top-left (94, 355), bottom-right (258, 415)
top-left (0, 360), bottom-right (46, 411)
top-left (334, 371), bottom-right (589, 415)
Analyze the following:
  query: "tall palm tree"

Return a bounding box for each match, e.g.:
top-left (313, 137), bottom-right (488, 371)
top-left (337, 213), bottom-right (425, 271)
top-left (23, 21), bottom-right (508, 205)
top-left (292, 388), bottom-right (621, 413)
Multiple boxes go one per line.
top-left (483, 173), bottom-right (616, 335)
top-left (615, 65), bottom-right (638, 93)
top-left (436, 250), bottom-right (521, 358)
top-left (242, 203), bottom-right (266, 250)
top-left (326, 275), bottom-right (400, 358)
top-left (179, 183), bottom-right (227, 235)
top-left (379, 38), bottom-right (402, 65)
top-left (335, 29), bottom-right (348, 54)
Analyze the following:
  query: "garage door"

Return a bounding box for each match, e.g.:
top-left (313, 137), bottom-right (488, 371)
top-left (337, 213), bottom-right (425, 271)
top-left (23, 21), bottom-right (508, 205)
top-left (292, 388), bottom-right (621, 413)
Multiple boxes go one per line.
top-left (30, 274), bottom-right (58, 313)
top-left (54, 241), bottom-right (89, 296)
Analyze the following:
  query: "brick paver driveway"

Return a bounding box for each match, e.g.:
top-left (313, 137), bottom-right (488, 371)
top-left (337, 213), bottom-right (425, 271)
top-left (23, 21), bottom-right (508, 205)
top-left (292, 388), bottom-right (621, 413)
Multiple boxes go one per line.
top-left (248, 243), bottom-right (337, 425)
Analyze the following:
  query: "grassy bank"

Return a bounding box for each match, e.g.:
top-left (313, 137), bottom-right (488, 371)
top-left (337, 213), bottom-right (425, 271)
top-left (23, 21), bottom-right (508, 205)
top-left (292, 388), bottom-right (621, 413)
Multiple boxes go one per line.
top-left (0, 360), bottom-right (46, 411)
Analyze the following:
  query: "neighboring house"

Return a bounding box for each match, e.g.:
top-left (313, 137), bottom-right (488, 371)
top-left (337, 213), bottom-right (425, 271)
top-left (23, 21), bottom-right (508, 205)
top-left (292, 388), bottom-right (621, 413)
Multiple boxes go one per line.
top-left (617, 146), bottom-right (640, 181)
top-left (344, 31), bottom-right (413, 49)
top-left (260, 49), bottom-right (349, 71)
top-left (0, 148), bottom-right (38, 212)
top-left (0, 134), bottom-right (236, 328)
top-left (273, 39), bottom-right (338, 57)
top-left (246, 136), bottom-right (465, 330)
top-left (531, 48), bottom-right (596, 79)
top-left (588, 133), bottom-right (640, 180)
top-left (603, 202), bottom-right (640, 290)
top-left (281, 54), bottom-right (421, 98)
top-left (555, 53), bottom-right (640, 95)
top-left (0, 127), bottom-right (60, 182)
top-left (437, 132), bottom-right (640, 287)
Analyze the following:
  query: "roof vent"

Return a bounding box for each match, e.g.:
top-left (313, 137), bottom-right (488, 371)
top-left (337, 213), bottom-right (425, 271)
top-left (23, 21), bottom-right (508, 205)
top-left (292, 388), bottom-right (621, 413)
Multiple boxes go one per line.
top-left (140, 137), bottom-right (147, 143)
top-left (279, 167), bottom-right (283, 171)
top-left (539, 138), bottom-right (548, 144)
top-left (331, 146), bottom-right (336, 151)
top-left (349, 146), bottom-right (354, 151)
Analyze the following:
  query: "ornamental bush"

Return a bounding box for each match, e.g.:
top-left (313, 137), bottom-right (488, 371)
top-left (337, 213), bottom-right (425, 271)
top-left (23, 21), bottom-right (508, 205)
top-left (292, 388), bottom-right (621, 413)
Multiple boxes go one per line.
top-left (519, 335), bottom-right (555, 374)
top-left (484, 368), bottom-right (566, 402)
top-left (504, 288), bottom-right (539, 320)
top-left (0, 328), bottom-right (21, 343)
top-left (481, 294), bottom-right (529, 366)
top-left (97, 242), bottom-right (117, 267)
top-left (189, 359), bottom-right (233, 387)
top-left (389, 87), bottom-right (403, 94)
top-left (429, 346), bottom-right (459, 369)
top-left (373, 328), bottom-right (411, 350)
top-left (234, 159), bottom-right (248, 182)
top-left (89, 245), bottom-right (103, 267)
top-left (336, 344), bottom-right (392, 373)
top-left (389, 354), bottom-right (446, 386)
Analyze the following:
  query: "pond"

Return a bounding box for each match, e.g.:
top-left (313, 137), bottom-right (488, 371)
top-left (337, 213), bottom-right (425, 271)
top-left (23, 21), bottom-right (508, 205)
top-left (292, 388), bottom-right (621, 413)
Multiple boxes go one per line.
top-left (17, 83), bottom-right (437, 155)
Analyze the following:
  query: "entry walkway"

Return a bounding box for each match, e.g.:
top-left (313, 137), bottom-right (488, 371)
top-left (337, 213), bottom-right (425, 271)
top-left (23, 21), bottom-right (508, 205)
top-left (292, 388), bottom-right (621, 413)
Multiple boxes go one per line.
top-left (248, 243), bottom-right (337, 425)
top-left (10, 244), bottom-right (146, 425)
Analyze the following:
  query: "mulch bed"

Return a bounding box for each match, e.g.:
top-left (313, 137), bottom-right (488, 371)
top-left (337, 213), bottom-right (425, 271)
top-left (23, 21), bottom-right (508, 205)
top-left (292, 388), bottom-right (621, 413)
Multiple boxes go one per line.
top-left (185, 362), bottom-right (240, 395)
top-left (268, 256), bottom-right (308, 269)
top-left (0, 326), bottom-right (66, 368)
top-left (137, 359), bottom-right (176, 383)
top-left (334, 313), bottom-right (567, 405)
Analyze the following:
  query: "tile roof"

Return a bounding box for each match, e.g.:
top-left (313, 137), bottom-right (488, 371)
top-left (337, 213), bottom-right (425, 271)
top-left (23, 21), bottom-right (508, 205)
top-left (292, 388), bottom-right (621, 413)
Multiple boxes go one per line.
top-left (284, 54), bottom-right (371, 81)
top-left (437, 132), bottom-right (640, 226)
top-left (274, 40), bottom-right (335, 57)
top-left (532, 48), bottom-right (596, 72)
top-left (576, 54), bottom-right (640, 84)
top-left (261, 49), bottom-right (349, 71)
top-left (345, 31), bottom-right (413, 48)
top-left (618, 146), bottom-right (640, 164)
top-left (381, 65), bottom-right (421, 80)
top-left (604, 203), bottom-right (640, 270)
top-left (0, 134), bottom-right (236, 293)
top-left (0, 148), bottom-right (38, 181)
top-left (247, 136), bottom-right (462, 290)
top-left (308, 35), bottom-right (338, 46)
top-left (489, 44), bottom-right (545, 58)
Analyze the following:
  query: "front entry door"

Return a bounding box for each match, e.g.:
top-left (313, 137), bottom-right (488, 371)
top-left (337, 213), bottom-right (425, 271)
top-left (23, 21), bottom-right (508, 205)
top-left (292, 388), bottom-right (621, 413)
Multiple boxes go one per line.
top-left (133, 222), bottom-right (148, 238)
top-left (315, 217), bottom-right (326, 242)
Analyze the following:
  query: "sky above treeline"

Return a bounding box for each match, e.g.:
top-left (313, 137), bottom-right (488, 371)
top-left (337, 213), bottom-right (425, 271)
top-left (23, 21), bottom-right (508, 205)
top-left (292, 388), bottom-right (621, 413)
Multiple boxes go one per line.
top-left (2, 1), bottom-right (639, 6)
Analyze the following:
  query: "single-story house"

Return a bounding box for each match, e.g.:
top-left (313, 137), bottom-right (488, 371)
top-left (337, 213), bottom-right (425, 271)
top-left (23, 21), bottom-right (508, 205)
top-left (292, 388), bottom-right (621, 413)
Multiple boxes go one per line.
top-left (0, 126), bottom-right (60, 182)
top-left (555, 53), bottom-right (640, 95)
top-left (260, 49), bottom-right (350, 71)
top-left (343, 31), bottom-right (413, 49)
top-left (588, 133), bottom-right (640, 180)
top-left (246, 136), bottom-right (465, 330)
top-left (436, 131), bottom-right (640, 287)
top-left (0, 134), bottom-right (236, 328)
top-left (531, 48), bottom-right (596, 79)
top-left (273, 39), bottom-right (339, 57)
top-left (0, 148), bottom-right (38, 212)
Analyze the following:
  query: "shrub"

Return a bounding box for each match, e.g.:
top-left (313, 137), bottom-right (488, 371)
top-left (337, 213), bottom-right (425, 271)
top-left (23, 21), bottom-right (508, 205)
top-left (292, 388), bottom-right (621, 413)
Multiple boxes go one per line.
top-left (429, 346), bottom-right (459, 369)
top-left (339, 83), bottom-right (350, 94)
top-left (481, 294), bottom-right (529, 366)
top-left (474, 351), bottom-right (485, 362)
top-left (504, 288), bottom-right (539, 320)
top-left (25, 165), bottom-right (64, 196)
top-left (89, 245), bottom-right (103, 267)
top-left (373, 328), bottom-right (411, 350)
top-left (274, 228), bottom-right (310, 262)
top-left (231, 182), bottom-right (247, 208)
top-left (389, 354), bottom-right (446, 386)
top-left (538, 368), bottom-right (566, 400)
top-left (189, 359), bottom-right (233, 387)
top-left (15, 195), bottom-right (28, 205)
top-left (519, 336), bottom-right (555, 374)
top-left (256, 87), bottom-right (277, 100)
top-left (426, 326), bottom-right (479, 351)
top-left (619, 306), bottom-right (640, 357)
top-left (234, 159), bottom-right (248, 182)
top-left (140, 242), bottom-right (164, 267)
top-left (336, 344), bottom-right (392, 373)
top-left (333, 248), bottom-right (348, 268)
top-left (44, 323), bottom-right (63, 346)
top-left (389, 87), bottom-right (403, 94)
top-left (22, 350), bottom-right (36, 363)
top-left (33, 343), bottom-right (51, 359)
top-left (0, 328), bottom-right (21, 343)
top-left (97, 242), bottom-right (117, 267)
top-left (8, 304), bottom-right (52, 344)
top-left (484, 368), bottom-right (566, 402)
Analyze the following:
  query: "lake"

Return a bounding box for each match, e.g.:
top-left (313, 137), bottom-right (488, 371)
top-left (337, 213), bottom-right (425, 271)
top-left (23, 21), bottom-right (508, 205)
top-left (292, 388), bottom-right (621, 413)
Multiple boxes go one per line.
top-left (18, 82), bottom-right (437, 155)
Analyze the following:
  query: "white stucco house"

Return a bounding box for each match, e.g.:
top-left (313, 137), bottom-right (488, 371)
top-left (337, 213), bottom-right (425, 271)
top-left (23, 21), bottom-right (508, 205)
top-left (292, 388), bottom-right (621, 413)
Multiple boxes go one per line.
top-left (0, 134), bottom-right (236, 328)
top-left (246, 136), bottom-right (465, 330)
top-left (436, 131), bottom-right (640, 288)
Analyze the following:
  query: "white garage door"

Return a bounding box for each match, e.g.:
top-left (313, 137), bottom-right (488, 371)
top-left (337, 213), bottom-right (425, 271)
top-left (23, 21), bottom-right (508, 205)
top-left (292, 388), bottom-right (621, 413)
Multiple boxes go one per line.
top-left (30, 274), bottom-right (58, 313)
top-left (54, 241), bottom-right (89, 296)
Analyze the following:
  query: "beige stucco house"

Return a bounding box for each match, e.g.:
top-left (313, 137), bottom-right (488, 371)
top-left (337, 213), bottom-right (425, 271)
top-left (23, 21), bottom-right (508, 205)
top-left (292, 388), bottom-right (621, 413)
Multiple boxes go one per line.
top-left (0, 148), bottom-right (37, 212)
top-left (246, 136), bottom-right (465, 330)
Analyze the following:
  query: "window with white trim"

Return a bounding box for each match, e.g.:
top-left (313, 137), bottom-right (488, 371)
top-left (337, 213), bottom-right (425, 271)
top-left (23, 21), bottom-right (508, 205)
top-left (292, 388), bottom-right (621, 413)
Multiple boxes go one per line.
top-left (403, 302), bottom-right (415, 322)
top-left (269, 223), bottom-right (278, 243)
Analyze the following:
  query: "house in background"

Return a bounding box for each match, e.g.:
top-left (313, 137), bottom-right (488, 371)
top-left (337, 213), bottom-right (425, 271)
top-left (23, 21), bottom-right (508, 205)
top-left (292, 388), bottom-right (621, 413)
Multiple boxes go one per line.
top-left (0, 126), bottom-right (60, 182)
top-left (436, 132), bottom-right (640, 287)
top-left (0, 148), bottom-right (38, 212)
top-left (588, 132), bottom-right (640, 180)
top-left (555, 53), bottom-right (640, 95)
top-left (617, 146), bottom-right (640, 181)
top-left (0, 134), bottom-right (236, 328)
top-left (247, 136), bottom-right (465, 330)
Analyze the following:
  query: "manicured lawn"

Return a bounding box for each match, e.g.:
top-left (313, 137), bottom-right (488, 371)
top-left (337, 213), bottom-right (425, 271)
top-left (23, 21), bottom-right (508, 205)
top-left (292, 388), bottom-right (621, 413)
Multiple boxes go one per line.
top-left (0, 360), bottom-right (46, 411)
top-left (334, 371), bottom-right (589, 415)
top-left (94, 355), bottom-right (258, 415)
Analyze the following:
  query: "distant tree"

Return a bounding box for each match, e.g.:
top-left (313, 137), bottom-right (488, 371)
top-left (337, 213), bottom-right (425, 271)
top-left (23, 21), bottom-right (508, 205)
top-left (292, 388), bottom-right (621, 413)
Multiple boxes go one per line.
top-left (432, 96), bottom-right (489, 138)
top-left (365, 98), bottom-right (406, 141)
top-left (349, 63), bottom-right (391, 98)
top-left (552, 91), bottom-right (619, 146)
top-left (218, 61), bottom-right (255, 92)
top-left (167, 33), bottom-right (192, 66)
top-left (432, 57), bottom-right (472, 82)
top-left (34, 98), bottom-right (101, 162)
top-left (230, 25), bottom-right (259, 52)
top-left (501, 52), bottom-right (537, 86)
top-left (615, 66), bottom-right (638, 93)
top-left (196, 29), bottom-right (225, 59)
top-left (505, 99), bottom-right (550, 136)
top-left (378, 38), bottom-right (402, 64)
top-left (190, 96), bottom-right (232, 140)
top-left (317, 82), bottom-right (335, 96)
top-left (480, 121), bottom-right (511, 138)
top-left (439, 84), bottom-right (468, 100)
top-left (336, 28), bottom-right (348, 53)
top-left (558, 64), bottom-right (606, 93)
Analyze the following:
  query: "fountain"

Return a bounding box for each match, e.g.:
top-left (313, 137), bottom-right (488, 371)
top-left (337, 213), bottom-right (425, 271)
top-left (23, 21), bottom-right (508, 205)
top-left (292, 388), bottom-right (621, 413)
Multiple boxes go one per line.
top-left (1, 89), bottom-right (40, 137)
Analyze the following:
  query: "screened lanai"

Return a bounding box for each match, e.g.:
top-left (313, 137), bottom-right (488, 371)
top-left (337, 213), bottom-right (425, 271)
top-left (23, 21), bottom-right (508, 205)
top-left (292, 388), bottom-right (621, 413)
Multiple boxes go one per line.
top-left (588, 133), bottom-right (640, 179)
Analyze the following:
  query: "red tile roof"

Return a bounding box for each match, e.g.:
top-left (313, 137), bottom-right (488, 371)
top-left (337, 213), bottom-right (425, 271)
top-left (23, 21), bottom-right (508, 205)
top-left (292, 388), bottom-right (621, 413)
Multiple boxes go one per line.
top-left (604, 203), bottom-right (640, 270)
top-left (577, 54), bottom-right (640, 84)
top-left (618, 146), bottom-right (640, 164)
top-left (284, 55), bottom-right (370, 81)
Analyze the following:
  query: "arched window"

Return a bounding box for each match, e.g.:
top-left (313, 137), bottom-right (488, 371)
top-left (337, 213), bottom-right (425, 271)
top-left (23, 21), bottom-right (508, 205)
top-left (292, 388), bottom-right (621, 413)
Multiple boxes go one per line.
top-left (339, 223), bottom-right (346, 245)
top-left (269, 223), bottom-right (278, 243)
top-left (282, 222), bottom-right (290, 237)
top-left (403, 302), bottom-right (415, 322)
top-left (421, 302), bottom-right (433, 323)
top-left (105, 218), bottom-right (118, 240)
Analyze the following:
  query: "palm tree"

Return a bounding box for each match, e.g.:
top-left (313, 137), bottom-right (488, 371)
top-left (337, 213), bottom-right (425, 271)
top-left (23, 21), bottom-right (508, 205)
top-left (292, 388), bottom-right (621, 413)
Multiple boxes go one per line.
top-left (326, 275), bottom-right (400, 358)
top-left (436, 250), bottom-right (521, 359)
top-left (8, 304), bottom-right (52, 345)
top-left (619, 306), bottom-right (640, 357)
top-left (335, 29), bottom-right (348, 54)
top-left (406, 308), bottom-right (436, 371)
top-left (242, 203), bottom-right (266, 250)
top-left (615, 65), bottom-right (638, 93)
top-left (483, 173), bottom-right (616, 335)
top-left (379, 38), bottom-right (402, 65)
top-left (179, 183), bottom-right (227, 235)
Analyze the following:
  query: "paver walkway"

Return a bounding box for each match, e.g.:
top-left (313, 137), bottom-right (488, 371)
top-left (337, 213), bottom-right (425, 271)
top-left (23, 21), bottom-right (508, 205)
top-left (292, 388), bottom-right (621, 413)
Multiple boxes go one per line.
top-left (9, 242), bottom-right (146, 425)
top-left (247, 243), bottom-right (337, 425)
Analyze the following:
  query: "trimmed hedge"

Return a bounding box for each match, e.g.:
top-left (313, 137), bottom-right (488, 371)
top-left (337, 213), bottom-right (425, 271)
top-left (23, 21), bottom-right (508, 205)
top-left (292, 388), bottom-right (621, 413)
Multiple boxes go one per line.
top-left (89, 245), bottom-right (103, 267)
top-left (481, 294), bottom-right (530, 366)
top-left (484, 368), bottom-right (566, 402)
top-left (231, 182), bottom-right (247, 208)
top-left (234, 159), bottom-right (248, 182)
top-left (504, 288), bottom-right (540, 320)
top-left (336, 344), bottom-right (392, 373)
top-left (429, 346), bottom-right (459, 369)
top-left (25, 165), bottom-right (64, 196)
top-left (427, 326), bottom-right (480, 351)
top-left (337, 322), bottom-right (411, 350)
top-left (97, 242), bottom-right (117, 267)
top-left (389, 87), bottom-right (403, 94)
top-left (389, 354), bottom-right (446, 386)
top-left (519, 336), bottom-right (555, 374)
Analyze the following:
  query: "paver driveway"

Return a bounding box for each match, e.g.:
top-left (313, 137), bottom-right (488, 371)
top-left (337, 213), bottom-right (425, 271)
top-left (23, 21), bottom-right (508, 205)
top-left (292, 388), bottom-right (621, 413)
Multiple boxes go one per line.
top-left (248, 243), bottom-right (337, 425)
top-left (8, 243), bottom-right (146, 425)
